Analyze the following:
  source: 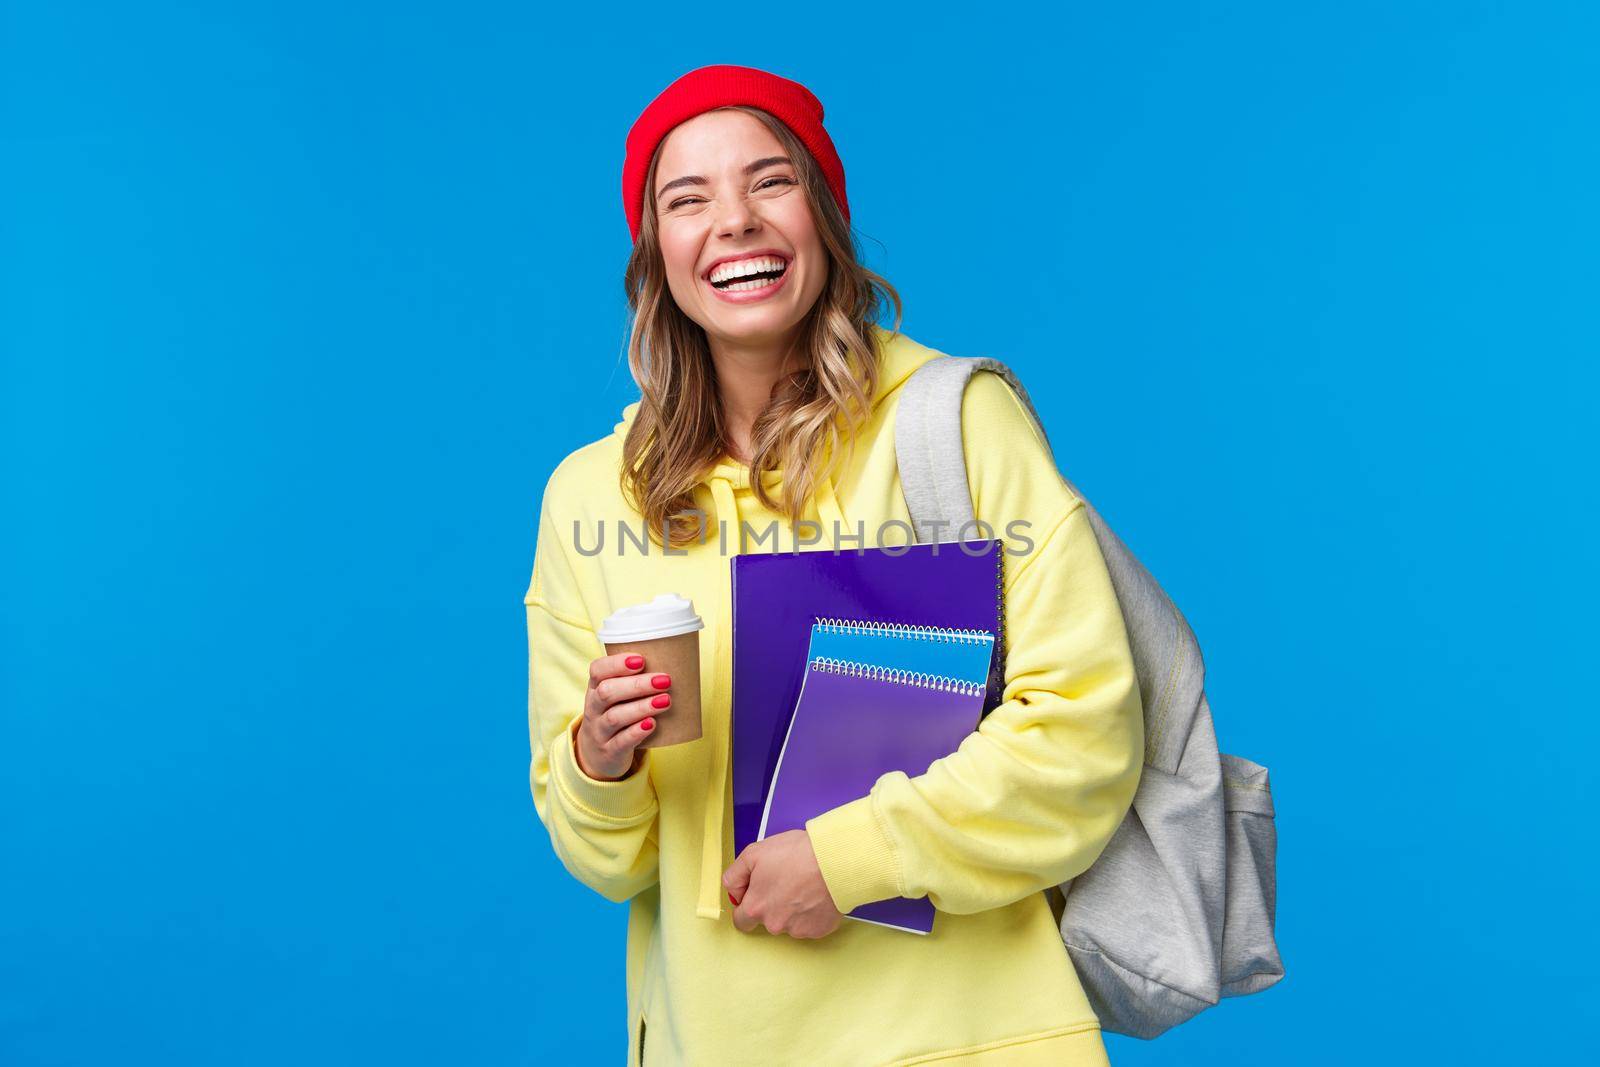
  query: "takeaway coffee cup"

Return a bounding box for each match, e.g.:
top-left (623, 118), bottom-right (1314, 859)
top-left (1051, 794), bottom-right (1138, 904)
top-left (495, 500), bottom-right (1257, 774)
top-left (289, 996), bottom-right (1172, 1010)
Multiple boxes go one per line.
top-left (597, 593), bottom-right (704, 748)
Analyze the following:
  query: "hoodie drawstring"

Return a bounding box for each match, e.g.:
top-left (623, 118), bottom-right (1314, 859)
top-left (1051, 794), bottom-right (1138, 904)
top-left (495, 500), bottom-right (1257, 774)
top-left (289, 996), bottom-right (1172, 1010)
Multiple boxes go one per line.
top-left (697, 473), bottom-right (739, 920)
top-left (694, 463), bottom-right (848, 921)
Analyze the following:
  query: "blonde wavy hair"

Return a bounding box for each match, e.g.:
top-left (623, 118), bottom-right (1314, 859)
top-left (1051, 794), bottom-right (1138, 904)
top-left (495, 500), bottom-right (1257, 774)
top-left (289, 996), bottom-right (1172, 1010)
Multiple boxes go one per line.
top-left (619, 105), bottom-right (903, 549)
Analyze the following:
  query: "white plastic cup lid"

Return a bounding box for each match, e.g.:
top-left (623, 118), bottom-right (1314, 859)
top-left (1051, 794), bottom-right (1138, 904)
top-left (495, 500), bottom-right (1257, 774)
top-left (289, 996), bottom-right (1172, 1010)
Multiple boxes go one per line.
top-left (597, 593), bottom-right (705, 644)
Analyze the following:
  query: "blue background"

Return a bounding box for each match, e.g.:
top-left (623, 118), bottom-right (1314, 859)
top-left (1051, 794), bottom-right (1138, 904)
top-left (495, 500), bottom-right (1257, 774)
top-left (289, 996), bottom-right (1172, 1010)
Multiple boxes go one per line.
top-left (4, 2), bottom-right (1595, 1063)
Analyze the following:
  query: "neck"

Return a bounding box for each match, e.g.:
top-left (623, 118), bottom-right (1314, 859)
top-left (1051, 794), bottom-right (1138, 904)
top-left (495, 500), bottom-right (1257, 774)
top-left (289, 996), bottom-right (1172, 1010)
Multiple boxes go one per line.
top-left (707, 329), bottom-right (804, 463)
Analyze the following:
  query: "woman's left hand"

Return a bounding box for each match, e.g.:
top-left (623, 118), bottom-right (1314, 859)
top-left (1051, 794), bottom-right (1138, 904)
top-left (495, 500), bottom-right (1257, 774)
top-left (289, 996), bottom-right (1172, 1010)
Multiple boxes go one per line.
top-left (722, 830), bottom-right (842, 939)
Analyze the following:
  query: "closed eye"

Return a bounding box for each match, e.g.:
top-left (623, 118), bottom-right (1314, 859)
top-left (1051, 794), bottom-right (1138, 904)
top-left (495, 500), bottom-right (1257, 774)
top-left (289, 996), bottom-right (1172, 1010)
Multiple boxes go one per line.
top-left (668, 176), bottom-right (796, 211)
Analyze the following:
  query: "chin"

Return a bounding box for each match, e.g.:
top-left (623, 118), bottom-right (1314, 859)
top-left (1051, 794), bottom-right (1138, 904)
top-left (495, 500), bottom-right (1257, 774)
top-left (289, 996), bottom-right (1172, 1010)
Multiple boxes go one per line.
top-left (711, 321), bottom-right (792, 347)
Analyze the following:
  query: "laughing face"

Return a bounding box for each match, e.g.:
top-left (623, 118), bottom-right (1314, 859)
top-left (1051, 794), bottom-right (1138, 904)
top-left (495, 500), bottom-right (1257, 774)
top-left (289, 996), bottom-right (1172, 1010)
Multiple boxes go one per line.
top-left (652, 109), bottom-right (828, 350)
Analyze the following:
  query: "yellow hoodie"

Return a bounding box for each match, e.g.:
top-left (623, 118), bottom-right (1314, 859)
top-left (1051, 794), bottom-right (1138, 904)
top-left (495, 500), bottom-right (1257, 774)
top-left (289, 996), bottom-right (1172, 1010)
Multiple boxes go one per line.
top-left (526, 324), bottom-right (1144, 1066)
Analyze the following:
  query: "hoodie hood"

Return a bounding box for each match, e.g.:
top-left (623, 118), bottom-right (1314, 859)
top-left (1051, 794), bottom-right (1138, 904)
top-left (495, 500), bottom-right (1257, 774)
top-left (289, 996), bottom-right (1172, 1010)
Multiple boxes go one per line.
top-left (608, 322), bottom-right (946, 921)
top-left (610, 322), bottom-right (936, 442)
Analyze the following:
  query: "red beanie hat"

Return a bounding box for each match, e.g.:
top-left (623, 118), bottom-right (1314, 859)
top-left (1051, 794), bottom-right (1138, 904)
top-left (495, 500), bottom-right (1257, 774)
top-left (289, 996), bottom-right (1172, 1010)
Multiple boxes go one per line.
top-left (622, 64), bottom-right (850, 244)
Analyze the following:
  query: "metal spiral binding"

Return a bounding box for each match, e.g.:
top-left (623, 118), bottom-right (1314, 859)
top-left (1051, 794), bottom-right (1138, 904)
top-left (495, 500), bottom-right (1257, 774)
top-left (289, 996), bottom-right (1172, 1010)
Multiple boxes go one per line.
top-left (813, 617), bottom-right (994, 645)
top-left (992, 546), bottom-right (1007, 713)
top-left (809, 657), bottom-right (987, 697)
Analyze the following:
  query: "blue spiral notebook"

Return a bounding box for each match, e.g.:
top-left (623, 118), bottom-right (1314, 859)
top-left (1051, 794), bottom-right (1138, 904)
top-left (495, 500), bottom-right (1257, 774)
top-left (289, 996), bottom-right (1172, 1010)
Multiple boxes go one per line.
top-left (757, 618), bottom-right (996, 934)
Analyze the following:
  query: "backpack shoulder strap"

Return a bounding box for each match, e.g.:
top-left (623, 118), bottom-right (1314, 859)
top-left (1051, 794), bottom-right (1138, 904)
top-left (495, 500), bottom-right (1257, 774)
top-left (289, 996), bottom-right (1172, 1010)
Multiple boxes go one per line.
top-left (894, 355), bottom-right (1055, 543)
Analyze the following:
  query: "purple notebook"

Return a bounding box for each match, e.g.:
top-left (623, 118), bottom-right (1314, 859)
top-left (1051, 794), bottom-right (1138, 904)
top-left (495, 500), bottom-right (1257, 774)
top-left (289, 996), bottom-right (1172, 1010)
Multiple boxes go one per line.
top-left (730, 540), bottom-right (1007, 930)
top-left (757, 627), bottom-right (994, 933)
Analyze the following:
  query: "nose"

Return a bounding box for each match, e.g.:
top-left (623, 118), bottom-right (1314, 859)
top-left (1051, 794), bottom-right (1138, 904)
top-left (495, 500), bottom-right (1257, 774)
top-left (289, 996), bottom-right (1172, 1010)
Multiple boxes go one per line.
top-left (713, 192), bottom-right (759, 239)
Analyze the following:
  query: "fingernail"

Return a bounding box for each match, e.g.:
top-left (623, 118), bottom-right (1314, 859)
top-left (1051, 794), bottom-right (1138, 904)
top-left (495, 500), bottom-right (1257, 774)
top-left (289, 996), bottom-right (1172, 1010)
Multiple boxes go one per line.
top-left (651, 674), bottom-right (671, 690)
top-left (729, 892), bottom-right (738, 905)
top-left (625, 655), bottom-right (644, 670)
top-left (651, 694), bottom-right (671, 709)
top-left (641, 718), bottom-right (654, 731)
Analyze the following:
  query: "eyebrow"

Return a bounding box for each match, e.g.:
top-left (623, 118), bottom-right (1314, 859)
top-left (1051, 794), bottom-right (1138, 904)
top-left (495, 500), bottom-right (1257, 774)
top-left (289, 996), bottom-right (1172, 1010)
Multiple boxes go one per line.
top-left (656, 156), bottom-right (794, 203)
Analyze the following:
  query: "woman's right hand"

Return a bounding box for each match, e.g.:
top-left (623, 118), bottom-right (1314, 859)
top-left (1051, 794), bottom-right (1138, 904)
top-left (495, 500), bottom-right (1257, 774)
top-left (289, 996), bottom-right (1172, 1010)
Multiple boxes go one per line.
top-left (574, 652), bottom-right (672, 782)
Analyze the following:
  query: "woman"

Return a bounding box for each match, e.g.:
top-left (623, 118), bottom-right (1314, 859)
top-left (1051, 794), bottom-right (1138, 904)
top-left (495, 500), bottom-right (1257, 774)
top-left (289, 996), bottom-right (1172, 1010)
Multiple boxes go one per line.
top-left (526, 64), bottom-right (1144, 1066)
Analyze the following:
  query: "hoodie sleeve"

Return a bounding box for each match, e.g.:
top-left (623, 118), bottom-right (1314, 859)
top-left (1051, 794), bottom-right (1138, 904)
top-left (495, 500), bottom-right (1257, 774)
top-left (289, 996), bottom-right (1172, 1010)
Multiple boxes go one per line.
top-left (804, 371), bottom-right (1144, 916)
top-left (526, 468), bottom-right (662, 904)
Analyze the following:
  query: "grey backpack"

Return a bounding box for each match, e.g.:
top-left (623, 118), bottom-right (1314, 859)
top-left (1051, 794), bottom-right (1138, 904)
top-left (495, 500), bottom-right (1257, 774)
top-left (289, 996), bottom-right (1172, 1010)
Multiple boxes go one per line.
top-left (894, 355), bottom-right (1285, 1038)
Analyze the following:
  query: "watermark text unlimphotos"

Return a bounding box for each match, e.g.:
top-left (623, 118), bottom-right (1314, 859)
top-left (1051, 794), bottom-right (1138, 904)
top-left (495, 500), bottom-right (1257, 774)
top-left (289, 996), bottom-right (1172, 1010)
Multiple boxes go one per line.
top-left (569, 510), bottom-right (1037, 557)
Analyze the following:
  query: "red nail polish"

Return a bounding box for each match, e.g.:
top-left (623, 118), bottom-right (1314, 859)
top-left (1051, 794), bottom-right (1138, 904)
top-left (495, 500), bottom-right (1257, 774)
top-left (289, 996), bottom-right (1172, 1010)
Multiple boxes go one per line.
top-left (641, 718), bottom-right (654, 731)
top-left (651, 694), bottom-right (671, 709)
top-left (625, 655), bottom-right (644, 670)
top-left (651, 674), bottom-right (671, 690)
top-left (729, 892), bottom-right (738, 905)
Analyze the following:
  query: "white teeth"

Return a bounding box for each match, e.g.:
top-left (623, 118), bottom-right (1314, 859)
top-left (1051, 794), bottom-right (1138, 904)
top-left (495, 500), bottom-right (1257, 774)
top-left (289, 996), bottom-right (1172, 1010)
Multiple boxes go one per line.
top-left (709, 255), bottom-right (788, 285)
top-left (722, 275), bottom-right (780, 292)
